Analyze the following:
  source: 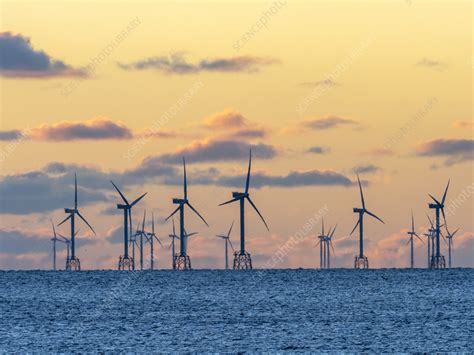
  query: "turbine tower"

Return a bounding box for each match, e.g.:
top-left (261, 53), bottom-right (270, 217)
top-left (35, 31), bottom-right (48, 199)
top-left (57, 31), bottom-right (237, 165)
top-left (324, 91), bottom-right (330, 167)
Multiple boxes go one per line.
top-left (146, 212), bottom-right (163, 270)
top-left (427, 180), bottom-right (450, 269)
top-left (58, 173), bottom-right (95, 271)
top-left (442, 226), bottom-right (460, 268)
top-left (166, 157), bottom-right (209, 270)
top-left (349, 174), bottom-right (384, 269)
top-left (216, 221), bottom-right (235, 269)
top-left (406, 210), bottom-right (423, 268)
top-left (110, 181), bottom-right (147, 270)
top-left (136, 210), bottom-right (148, 271)
top-left (219, 149), bottom-right (269, 270)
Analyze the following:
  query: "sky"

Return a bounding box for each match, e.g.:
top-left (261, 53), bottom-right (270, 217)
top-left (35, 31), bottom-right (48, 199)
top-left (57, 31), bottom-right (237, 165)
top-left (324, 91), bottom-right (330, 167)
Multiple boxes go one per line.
top-left (0, 0), bottom-right (472, 270)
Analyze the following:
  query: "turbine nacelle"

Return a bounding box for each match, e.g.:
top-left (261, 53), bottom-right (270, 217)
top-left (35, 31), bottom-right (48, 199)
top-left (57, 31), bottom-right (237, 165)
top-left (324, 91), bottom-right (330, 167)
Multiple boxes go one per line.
top-left (64, 208), bottom-right (77, 214)
top-left (173, 198), bottom-right (187, 205)
top-left (353, 207), bottom-right (364, 213)
top-left (232, 192), bottom-right (247, 199)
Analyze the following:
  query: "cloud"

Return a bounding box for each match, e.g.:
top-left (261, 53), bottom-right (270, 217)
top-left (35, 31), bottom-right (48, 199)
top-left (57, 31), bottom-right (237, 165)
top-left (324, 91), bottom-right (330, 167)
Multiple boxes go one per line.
top-left (302, 116), bottom-right (358, 130)
top-left (0, 226), bottom-right (96, 255)
top-left (0, 166), bottom-right (111, 214)
top-left (306, 146), bottom-right (330, 154)
top-left (415, 58), bottom-right (446, 70)
top-left (453, 121), bottom-right (473, 130)
top-left (31, 117), bottom-right (133, 141)
top-left (189, 169), bottom-right (353, 188)
top-left (416, 138), bottom-right (473, 166)
top-left (298, 79), bottom-right (341, 88)
top-left (202, 109), bottom-right (269, 139)
top-left (0, 117), bottom-right (176, 142)
top-left (0, 130), bottom-right (23, 141)
top-left (0, 31), bottom-right (86, 78)
top-left (118, 53), bottom-right (277, 74)
top-left (152, 139), bottom-right (278, 165)
top-left (352, 164), bottom-right (380, 174)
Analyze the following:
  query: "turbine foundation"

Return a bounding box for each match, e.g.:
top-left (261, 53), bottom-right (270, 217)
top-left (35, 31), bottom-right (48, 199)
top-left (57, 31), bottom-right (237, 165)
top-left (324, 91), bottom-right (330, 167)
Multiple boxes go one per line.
top-left (430, 255), bottom-right (446, 269)
top-left (354, 255), bottom-right (369, 269)
top-left (233, 251), bottom-right (252, 270)
top-left (66, 257), bottom-right (81, 271)
top-left (174, 254), bottom-right (191, 270)
top-left (118, 255), bottom-right (134, 270)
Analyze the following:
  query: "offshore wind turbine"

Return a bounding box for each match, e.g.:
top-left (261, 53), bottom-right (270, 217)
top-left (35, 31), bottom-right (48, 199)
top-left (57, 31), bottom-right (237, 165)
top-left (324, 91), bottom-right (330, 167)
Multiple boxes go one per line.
top-left (50, 218), bottom-right (62, 271)
top-left (316, 219), bottom-right (326, 269)
top-left (219, 149), bottom-right (269, 270)
top-left (110, 181), bottom-right (147, 270)
top-left (349, 174), bottom-right (384, 269)
top-left (58, 173), bottom-right (95, 271)
top-left (216, 221), bottom-right (235, 269)
top-left (406, 210), bottom-right (423, 268)
top-left (168, 218), bottom-right (179, 269)
top-left (442, 226), bottom-right (460, 268)
top-left (146, 212), bottom-right (163, 270)
top-left (166, 157), bottom-right (209, 270)
top-left (326, 224), bottom-right (336, 269)
top-left (136, 211), bottom-right (148, 271)
top-left (427, 180), bottom-right (450, 269)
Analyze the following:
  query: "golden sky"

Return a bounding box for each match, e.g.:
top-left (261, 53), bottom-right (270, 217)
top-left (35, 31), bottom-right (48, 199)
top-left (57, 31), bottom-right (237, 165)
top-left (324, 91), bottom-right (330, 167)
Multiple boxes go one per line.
top-left (0, 0), bottom-right (472, 269)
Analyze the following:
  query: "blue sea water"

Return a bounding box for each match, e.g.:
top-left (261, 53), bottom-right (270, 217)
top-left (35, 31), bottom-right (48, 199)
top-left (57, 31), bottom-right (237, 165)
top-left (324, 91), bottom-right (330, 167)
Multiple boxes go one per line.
top-left (0, 269), bottom-right (472, 352)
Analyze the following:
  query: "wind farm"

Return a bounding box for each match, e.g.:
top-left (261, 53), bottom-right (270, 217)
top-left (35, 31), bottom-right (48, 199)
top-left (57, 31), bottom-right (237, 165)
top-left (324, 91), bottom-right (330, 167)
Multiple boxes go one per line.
top-left (0, 1), bottom-right (472, 352)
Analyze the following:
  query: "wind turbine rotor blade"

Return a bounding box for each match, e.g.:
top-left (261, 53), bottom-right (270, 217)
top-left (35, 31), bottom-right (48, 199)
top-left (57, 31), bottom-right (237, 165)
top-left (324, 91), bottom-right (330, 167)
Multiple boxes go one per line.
top-left (426, 214), bottom-right (434, 228)
top-left (131, 192), bottom-right (147, 207)
top-left (406, 238), bottom-right (411, 245)
top-left (183, 157), bottom-right (187, 200)
top-left (76, 211), bottom-right (96, 235)
top-left (57, 214), bottom-right (72, 227)
top-left (227, 221), bottom-right (234, 238)
top-left (165, 207), bottom-right (180, 221)
top-left (155, 235), bottom-right (163, 247)
top-left (247, 196), bottom-right (269, 231)
top-left (441, 179), bottom-right (450, 205)
top-left (349, 219), bottom-right (360, 236)
top-left (74, 172), bottom-right (78, 209)
top-left (315, 240), bottom-right (321, 247)
top-left (228, 238), bottom-right (235, 252)
top-left (411, 209), bottom-right (415, 232)
top-left (330, 224), bottom-right (337, 238)
top-left (321, 218), bottom-right (325, 236)
top-left (187, 232), bottom-right (198, 237)
top-left (245, 149), bottom-right (252, 194)
top-left (366, 210), bottom-right (385, 224)
top-left (357, 174), bottom-right (365, 209)
top-left (428, 194), bottom-right (441, 206)
top-left (110, 180), bottom-right (129, 205)
top-left (142, 210), bottom-right (146, 231)
top-left (186, 202), bottom-right (209, 227)
top-left (330, 240), bottom-right (335, 256)
top-left (172, 217), bottom-right (176, 235)
top-left (452, 227), bottom-right (460, 238)
top-left (415, 234), bottom-right (424, 243)
top-left (50, 218), bottom-right (57, 238)
top-left (218, 197), bottom-right (240, 206)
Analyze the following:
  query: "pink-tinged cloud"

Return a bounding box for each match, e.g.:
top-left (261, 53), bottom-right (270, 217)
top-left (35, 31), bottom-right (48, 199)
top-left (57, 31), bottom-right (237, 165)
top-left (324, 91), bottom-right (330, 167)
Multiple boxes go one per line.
top-left (118, 54), bottom-right (278, 74)
top-left (416, 138), bottom-right (473, 166)
top-left (303, 116), bottom-right (358, 130)
top-left (453, 120), bottom-right (473, 129)
top-left (32, 117), bottom-right (133, 141)
top-left (203, 109), bottom-right (269, 139)
top-left (0, 31), bottom-right (87, 78)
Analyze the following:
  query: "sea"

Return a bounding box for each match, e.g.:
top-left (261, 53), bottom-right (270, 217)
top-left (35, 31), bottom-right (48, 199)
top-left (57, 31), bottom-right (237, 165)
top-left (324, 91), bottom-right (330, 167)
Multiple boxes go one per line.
top-left (0, 269), bottom-right (472, 352)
